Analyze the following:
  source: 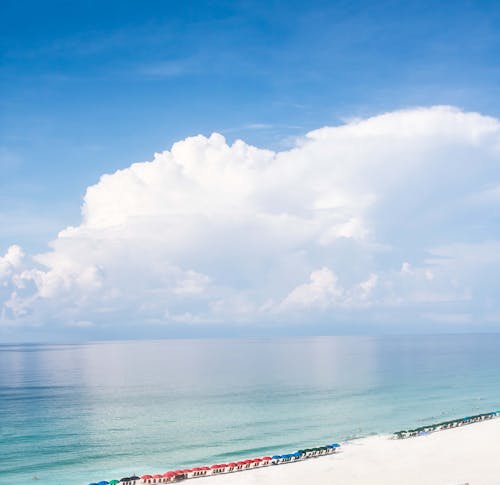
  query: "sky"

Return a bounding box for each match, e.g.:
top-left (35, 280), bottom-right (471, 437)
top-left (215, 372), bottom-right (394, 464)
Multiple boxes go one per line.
top-left (2, 0), bottom-right (500, 341)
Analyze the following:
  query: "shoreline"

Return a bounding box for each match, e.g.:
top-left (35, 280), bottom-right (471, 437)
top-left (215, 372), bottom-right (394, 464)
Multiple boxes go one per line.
top-left (200, 418), bottom-right (500, 484)
top-left (89, 411), bottom-right (500, 485)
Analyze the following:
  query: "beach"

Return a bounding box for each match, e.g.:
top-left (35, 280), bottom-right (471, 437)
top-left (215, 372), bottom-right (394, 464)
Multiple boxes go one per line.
top-left (201, 418), bottom-right (500, 485)
top-left (4, 338), bottom-right (500, 485)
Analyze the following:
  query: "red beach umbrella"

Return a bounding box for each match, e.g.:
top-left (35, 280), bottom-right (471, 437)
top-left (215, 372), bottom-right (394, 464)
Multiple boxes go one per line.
top-left (153, 475), bottom-right (162, 479)
top-left (163, 472), bottom-right (175, 478)
top-left (141, 476), bottom-right (152, 480)
top-left (263, 456), bottom-right (272, 460)
top-left (252, 458), bottom-right (262, 462)
top-left (228, 463), bottom-right (237, 467)
top-left (236, 461), bottom-right (246, 465)
top-left (210, 465), bottom-right (219, 469)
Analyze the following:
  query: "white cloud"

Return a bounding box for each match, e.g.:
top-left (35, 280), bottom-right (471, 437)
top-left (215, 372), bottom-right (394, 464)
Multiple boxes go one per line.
top-left (0, 245), bottom-right (24, 279)
top-left (279, 268), bottom-right (379, 311)
top-left (173, 271), bottom-right (211, 296)
top-left (281, 267), bottom-right (344, 310)
top-left (358, 273), bottom-right (378, 298)
top-left (2, 106), bottom-right (500, 332)
top-left (401, 262), bottom-right (413, 275)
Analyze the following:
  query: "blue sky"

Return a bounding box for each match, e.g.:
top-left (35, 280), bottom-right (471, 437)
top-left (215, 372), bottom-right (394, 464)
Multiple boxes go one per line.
top-left (2, 1), bottom-right (500, 340)
top-left (3, 0), bottom-right (500, 251)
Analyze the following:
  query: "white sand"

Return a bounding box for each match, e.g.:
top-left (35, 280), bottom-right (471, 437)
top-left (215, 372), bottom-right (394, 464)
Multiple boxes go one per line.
top-left (202, 418), bottom-right (500, 485)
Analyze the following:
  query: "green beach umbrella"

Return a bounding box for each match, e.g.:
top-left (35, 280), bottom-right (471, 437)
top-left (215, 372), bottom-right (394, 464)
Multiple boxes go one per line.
top-left (109, 481), bottom-right (120, 485)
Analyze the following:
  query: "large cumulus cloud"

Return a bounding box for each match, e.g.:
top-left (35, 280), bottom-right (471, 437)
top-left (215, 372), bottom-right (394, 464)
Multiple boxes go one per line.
top-left (2, 106), bottom-right (500, 333)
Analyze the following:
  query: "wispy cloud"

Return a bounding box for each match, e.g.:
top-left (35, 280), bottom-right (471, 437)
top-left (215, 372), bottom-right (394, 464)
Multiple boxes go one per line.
top-left (137, 59), bottom-right (191, 79)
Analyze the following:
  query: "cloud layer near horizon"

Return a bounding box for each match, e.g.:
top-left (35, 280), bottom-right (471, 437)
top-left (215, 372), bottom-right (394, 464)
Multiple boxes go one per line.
top-left (2, 106), bottom-right (500, 334)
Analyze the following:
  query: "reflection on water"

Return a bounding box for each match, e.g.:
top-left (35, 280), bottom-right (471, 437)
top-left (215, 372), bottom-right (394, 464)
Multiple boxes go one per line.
top-left (1, 335), bottom-right (499, 484)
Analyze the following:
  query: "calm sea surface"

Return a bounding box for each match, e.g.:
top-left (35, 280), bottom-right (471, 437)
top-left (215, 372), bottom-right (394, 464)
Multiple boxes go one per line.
top-left (1, 335), bottom-right (500, 485)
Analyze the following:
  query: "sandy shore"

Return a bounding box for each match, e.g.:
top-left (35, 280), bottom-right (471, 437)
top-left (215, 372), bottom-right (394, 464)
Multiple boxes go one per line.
top-left (202, 418), bottom-right (500, 485)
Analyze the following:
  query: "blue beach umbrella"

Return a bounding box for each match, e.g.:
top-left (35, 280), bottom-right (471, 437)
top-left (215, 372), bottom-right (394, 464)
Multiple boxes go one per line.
top-left (331, 443), bottom-right (340, 448)
top-left (89, 483), bottom-right (98, 485)
top-left (98, 481), bottom-right (109, 485)
top-left (272, 455), bottom-right (281, 459)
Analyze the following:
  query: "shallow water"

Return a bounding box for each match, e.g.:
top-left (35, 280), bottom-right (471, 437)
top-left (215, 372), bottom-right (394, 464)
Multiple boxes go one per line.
top-left (1, 335), bottom-right (499, 485)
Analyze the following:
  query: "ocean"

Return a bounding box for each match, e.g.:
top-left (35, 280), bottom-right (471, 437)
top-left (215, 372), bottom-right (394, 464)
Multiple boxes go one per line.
top-left (1, 335), bottom-right (499, 485)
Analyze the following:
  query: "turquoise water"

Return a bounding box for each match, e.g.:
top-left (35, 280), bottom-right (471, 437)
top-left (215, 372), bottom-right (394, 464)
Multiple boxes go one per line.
top-left (1, 335), bottom-right (500, 485)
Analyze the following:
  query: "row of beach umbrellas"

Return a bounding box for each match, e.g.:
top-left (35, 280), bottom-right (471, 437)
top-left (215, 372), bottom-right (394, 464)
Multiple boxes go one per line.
top-left (89, 442), bottom-right (341, 484)
top-left (89, 479), bottom-right (140, 485)
top-left (394, 410), bottom-right (499, 438)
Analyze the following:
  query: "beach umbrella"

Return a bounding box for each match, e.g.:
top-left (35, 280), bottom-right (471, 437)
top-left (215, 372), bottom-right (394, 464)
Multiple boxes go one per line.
top-left (109, 481), bottom-right (120, 485)
top-left (331, 443), bottom-right (340, 448)
top-left (227, 463), bottom-right (237, 467)
top-left (141, 475), bottom-right (152, 480)
top-left (98, 481), bottom-right (109, 485)
top-left (89, 483), bottom-right (98, 485)
top-left (129, 477), bottom-right (140, 481)
top-left (263, 456), bottom-right (272, 460)
top-left (272, 455), bottom-right (281, 460)
top-left (119, 479), bottom-right (130, 483)
top-left (153, 474), bottom-right (162, 479)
